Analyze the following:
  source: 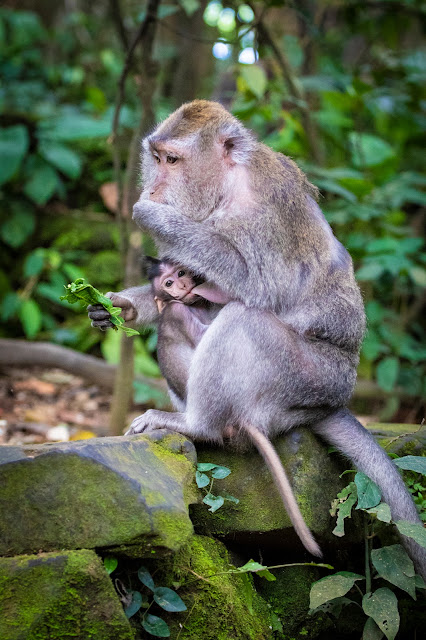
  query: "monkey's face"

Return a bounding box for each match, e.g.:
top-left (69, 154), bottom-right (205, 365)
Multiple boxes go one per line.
top-left (155, 263), bottom-right (199, 303)
top-left (139, 136), bottom-right (227, 221)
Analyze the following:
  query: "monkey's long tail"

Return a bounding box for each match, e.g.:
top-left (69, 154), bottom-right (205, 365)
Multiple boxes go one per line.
top-left (243, 423), bottom-right (322, 558)
top-left (313, 409), bottom-right (426, 580)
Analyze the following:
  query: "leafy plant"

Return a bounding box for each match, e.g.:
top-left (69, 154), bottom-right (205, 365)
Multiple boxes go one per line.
top-left (60, 278), bottom-right (139, 336)
top-left (310, 458), bottom-right (426, 639)
top-left (196, 462), bottom-right (239, 512)
top-left (121, 564), bottom-right (186, 638)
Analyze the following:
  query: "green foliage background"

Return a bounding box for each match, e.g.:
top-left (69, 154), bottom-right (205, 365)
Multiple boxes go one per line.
top-left (0, 1), bottom-right (425, 417)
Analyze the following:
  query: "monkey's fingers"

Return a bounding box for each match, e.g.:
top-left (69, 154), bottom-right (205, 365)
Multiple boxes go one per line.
top-left (107, 293), bottom-right (137, 322)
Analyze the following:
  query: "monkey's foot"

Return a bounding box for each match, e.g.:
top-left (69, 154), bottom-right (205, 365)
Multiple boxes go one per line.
top-left (125, 410), bottom-right (185, 436)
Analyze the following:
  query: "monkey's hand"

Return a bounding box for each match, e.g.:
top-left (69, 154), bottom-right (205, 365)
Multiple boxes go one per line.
top-left (87, 292), bottom-right (137, 330)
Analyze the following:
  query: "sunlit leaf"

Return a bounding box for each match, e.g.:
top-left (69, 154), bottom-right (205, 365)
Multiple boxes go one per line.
top-left (240, 65), bottom-right (267, 99)
top-left (331, 482), bottom-right (357, 537)
top-left (103, 556), bottom-right (118, 575)
top-left (19, 299), bottom-right (42, 338)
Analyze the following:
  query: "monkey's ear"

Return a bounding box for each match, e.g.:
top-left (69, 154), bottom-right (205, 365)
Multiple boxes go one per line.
top-left (218, 123), bottom-right (255, 165)
top-left (145, 255), bottom-right (162, 280)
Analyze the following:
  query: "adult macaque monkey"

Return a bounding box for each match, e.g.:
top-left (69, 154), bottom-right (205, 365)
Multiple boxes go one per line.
top-left (93, 100), bottom-right (425, 574)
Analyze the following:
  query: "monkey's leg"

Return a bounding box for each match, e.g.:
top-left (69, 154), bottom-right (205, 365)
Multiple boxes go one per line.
top-left (313, 410), bottom-right (426, 580)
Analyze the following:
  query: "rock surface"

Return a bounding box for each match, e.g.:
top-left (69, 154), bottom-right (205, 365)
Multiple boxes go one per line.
top-left (153, 534), bottom-right (274, 640)
top-left (0, 549), bottom-right (133, 640)
top-left (0, 433), bottom-right (198, 557)
top-left (191, 428), bottom-right (352, 551)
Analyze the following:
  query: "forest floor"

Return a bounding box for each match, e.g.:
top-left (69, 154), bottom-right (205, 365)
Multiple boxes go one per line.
top-left (0, 366), bottom-right (151, 446)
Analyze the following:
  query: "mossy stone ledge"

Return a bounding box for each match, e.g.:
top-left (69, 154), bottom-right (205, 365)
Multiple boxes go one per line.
top-left (0, 433), bottom-right (198, 557)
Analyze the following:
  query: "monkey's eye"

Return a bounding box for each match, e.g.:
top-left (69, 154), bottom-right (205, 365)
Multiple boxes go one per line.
top-left (178, 270), bottom-right (185, 278)
top-left (153, 154), bottom-right (160, 163)
top-left (166, 156), bottom-right (178, 164)
top-left (165, 280), bottom-right (173, 287)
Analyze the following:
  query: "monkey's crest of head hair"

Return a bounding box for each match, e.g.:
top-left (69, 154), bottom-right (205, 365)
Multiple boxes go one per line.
top-left (150, 100), bottom-right (256, 165)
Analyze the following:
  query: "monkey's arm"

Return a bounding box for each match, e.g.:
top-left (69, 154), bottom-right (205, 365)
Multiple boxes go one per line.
top-left (88, 284), bottom-right (160, 329)
top-left (133, 201), bottom-right (248, 298)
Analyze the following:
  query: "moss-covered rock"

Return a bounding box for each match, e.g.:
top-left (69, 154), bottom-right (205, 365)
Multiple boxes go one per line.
top-left (0, 549), bottom-right (133, 640)
top-left (0, 433), bottom-right (198, 557)
top-left (257, 565), bottom-right (332, 640)
top-left (368, 423), bottom-right (426, 456)
top-left (191, 429), bottom-right (354, 552)
top-left (142, 535), bottom-right (274, 640)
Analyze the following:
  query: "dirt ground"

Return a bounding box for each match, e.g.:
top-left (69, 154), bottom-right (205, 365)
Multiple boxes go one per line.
top-left (0, 366), bottom-right (122, 445)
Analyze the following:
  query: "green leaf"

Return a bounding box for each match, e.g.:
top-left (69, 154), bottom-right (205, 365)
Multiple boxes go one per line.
top-left (24, 249), bottom-right (45, 277)
top-left (363, 616), bottom-right (385, 640)
top-left (179, 0), bottom-right (200, 17)
top-left (133, 382), bottom-right (168, 409)
top-left (310, 573), bottom-right (364, 610)
top-left (371, 545), bottom-right (416, 599)
top-left (409, 266), bottom-right (426, 287)
top-left (153, 587), bottom-right (187, 612)
top-left (196, 471), bottom-right (210, 488)
top-left (103, 556), bottom-right (118, 575)
top-left (331, 482), bottom-right (358, 537)
top-left (211, 465), bottom-right (231, 479)
top-left (142, 614), bottom-right (170, 637)
top-left (0, 125), bottom-right (29, 185)
top-left (355, 473), bottom-right (381, 510)
top-left (1, 204), bottom-right (36, 248)
top-left (19, 299), bottom-right (42, 339)
top-left (203, 493), bottom-right (225, 512)
top-left (310, 596), bottom-right (354, 618)
top-left (60, 278), bottom-right (139, 336)
top-left (138, 566), bottom-right (155, 591)
top-left (1, 292), bottom-right (22, 321)
top-left (197, 463), bottom-right (219, 472)
top-left (124, 591), bottom-right (142, 618)
top-left (23, 159), bottom-right (59, 205)
top-left (362, 588), bottom-right (400, 640)
top-left (240, 65), bottom-right (267, 99)
top-left (376, 357), bottom-right (399, 393)
top-left (236, 560), bottom-right (275, 580)
top-left (223, 492), bottom-right (239, 504)
top-left (356, 263), bottom-right (385, 281)
top-left (367, 503), bottom-right (392, 523)
top-left (394, 456), bottom-right (426, 474)
top-left (349, 133), bottom-right (396, 168)
top-left (395, 521), bottom-right (426, 548)
top-left (39, 141), bottom-right (82, 179)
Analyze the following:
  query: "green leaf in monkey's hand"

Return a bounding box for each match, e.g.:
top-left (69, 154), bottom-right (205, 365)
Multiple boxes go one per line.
top-left (60, 278), bottom-right (139, 336)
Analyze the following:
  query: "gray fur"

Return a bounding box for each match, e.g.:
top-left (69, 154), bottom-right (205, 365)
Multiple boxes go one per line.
top-left (101, 100), bottom-right (424, 575)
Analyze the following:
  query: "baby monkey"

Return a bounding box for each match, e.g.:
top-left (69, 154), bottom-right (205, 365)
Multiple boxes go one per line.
top-left (147, 258), bottom-right (321, 557)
